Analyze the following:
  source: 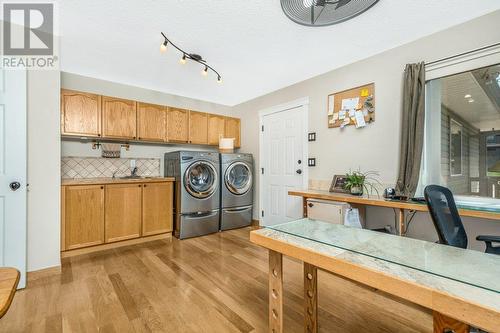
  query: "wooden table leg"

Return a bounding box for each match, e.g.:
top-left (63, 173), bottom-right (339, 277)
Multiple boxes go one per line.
top-left (398, 208), bottom-right (405, 236)
top-left (303, 197), bottom-right (308, 218)
top-left (433, 311), bottom-right (469, 333)
top-left (304, 263), bottom-right (318, 333)
top-left (269, 250), bottom-right (283, 333)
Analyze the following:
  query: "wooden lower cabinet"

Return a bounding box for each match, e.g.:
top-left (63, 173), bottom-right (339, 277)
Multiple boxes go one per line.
top-left (63, 185), bottom-right (105, 250)
top-left (62, 181), bottom-right (174, 252)
top-left (105, 183), bottom-right (143, 243)
top-left (142, 182), bottom-right (173, 236)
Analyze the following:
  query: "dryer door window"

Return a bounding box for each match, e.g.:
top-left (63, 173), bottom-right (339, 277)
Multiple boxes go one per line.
top-left (184, 161), bottom-right (218, 199)
top-left (225, 162), bottom-right (252, 195)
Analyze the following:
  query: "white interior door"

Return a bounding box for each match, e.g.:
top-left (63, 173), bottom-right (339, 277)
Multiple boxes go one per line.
top-left (261, 105), bottom-right (307, 226)
top-left (0, 69), bottom-right (27, 288)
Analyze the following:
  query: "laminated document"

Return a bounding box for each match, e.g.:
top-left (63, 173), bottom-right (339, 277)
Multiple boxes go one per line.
top-left (354, 110), bottom-right (366, 128)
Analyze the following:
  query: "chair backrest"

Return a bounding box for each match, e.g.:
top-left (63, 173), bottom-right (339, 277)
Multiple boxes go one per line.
top-left (424, 185), bottom-right (467, 249)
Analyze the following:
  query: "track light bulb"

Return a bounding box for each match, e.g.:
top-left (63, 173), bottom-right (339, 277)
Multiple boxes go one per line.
top-left (202, 66), bottom-right (208, 76)
top-left (180, 54), bottom-right (187, 65)
top-left (160, 40), bottom-right (168, 53)
top-left (217, 76), bottom-right (223, 84)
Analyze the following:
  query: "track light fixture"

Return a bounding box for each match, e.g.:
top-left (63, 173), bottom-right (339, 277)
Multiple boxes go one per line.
top-left (160, 32), bottom-right (222, 83)
top-left (160, 40), bottom-right (168, 53)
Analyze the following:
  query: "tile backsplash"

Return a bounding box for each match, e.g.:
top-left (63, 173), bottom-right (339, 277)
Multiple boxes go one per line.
top-left (62, 157), bottom-right (161, 179)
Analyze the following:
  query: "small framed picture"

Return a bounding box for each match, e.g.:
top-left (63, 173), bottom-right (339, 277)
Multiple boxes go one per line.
top-left (329, 175), bottom-right (347, 193)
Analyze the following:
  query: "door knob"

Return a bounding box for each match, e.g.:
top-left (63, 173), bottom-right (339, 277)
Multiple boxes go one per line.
top-left (296, 169), bottom-right (302, 175)
top-left (9, 181), bottom-right (21, 191)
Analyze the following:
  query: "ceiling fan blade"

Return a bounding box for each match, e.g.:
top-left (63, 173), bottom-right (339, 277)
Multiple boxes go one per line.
top-left (336, 0), bottom-right (351, 9)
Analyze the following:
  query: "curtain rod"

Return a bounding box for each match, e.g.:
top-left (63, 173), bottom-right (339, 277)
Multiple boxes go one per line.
top-left (425, 42), bottom-right (500, 66)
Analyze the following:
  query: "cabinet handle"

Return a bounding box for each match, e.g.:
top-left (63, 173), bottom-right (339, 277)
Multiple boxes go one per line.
top-left (138, 137), bottom-right (141, 140)
top-left (138, 184), bottom-right (142, 187)
top-left (100, 186), bottom-right (104, 189)
top-left (143, 184), bottom-right (147, 188)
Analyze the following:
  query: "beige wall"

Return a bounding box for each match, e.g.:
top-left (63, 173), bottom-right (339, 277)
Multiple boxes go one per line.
top-left (61, 72), bottom-right (234, 172)
top-left (233, 10), bottom-right (500, 250)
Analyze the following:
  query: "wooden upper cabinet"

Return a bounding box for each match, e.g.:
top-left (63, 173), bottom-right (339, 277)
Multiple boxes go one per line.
top-left (137, 102), bottom-right (167, 142)
top-left (63, 185), bottom-right (104, 250)
top-left (207, 114), bottom-right (225, 146)
top-left (167, 107), bottom-right (189, 143)
top-left (142, 182), bottom-right (173, 236)
top-left (60, 89), bottom-right (102, 137)
top-left (105, 183), bottom-right (142, 243)
top-left (224, 117), bottom-right (241, 148)
top-left (189, 111), bottom-right (208, 145)
top-left (102, 96), bottom-right (137, 139)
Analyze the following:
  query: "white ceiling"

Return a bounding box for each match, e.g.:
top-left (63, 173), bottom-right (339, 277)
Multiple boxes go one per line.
top-left (58, 1), bottom-right (500, 106)
top-left (441, 65), bottom-right (500, 127)
top-left (441, 71), bottom-right (499, 125)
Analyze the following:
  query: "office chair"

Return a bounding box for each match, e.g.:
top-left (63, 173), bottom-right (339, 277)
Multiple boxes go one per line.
top-left (424, 185), bottom-right (500, 255)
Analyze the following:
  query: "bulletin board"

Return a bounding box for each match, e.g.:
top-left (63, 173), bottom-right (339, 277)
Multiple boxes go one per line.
top-left (327, 83), bottom-right (375, 128)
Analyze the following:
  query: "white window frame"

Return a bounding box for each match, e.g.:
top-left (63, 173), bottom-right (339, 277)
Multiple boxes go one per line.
top-left (449, 118), bottom-right (463, 177)
top-left (418, 43), bottom-right (500, 206)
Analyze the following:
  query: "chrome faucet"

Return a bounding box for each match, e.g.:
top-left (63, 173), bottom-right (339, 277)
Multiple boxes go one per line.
top-left (131, 167), bottom-right (138, 177)
top-left (112, 169), bottom-right (119, 178)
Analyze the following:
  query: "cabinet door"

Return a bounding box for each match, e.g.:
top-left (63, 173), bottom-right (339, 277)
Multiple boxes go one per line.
top-left (207, 114), bottom-right (225, 145)
top-left (102, 96), bottom-right (137, 139)
top-left (105, 184), bottom-right (142, 243)
top-left (61, 89), bottom-right (101, 137)
top-left (137, 102), bottom-right (167, 142)
top-left (142, 182), bottom-right (173, 236)
top-left (189, 111), bottom-right (208, 144)
top-left (167, 107), bottom-right (189, 142)
top-left (64, 185), bottom-right (104, 250)
top-left (224, 117), bottom-right (241, 148)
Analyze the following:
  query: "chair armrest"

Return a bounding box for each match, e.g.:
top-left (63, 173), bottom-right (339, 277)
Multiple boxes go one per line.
top-left (476, 235), bottom-right (500, 243)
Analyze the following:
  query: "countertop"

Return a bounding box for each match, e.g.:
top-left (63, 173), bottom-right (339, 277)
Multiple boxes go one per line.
top-left (61, 177), bottom-right (175, 186)
top-left (289, 189), bottom-right (500, 221)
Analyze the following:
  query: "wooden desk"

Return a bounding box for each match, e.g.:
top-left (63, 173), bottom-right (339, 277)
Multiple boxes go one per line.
top-left (0, 268), bottom-right (19, 319)
top-left (289, 189), bottom-right (500, 235)
top-left (250, 221), bottom-right (500, 333)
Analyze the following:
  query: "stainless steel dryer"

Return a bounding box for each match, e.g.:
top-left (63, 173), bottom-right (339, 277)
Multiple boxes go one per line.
top-left (220, 153), bottom-right (253, 231)
top-left (165, 151), bottom-right (220, 239)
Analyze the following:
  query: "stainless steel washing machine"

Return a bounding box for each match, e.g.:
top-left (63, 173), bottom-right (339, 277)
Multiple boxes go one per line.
top-left (220, 153), bottom-right (253, 231)
top-left (165, 151), bottom-right (220, 239)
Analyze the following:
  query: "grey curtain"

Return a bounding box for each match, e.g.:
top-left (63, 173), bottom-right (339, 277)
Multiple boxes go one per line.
top-left (396, 62), bottom-right (426, 197)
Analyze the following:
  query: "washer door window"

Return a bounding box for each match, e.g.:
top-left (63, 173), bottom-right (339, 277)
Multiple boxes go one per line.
top-left (225, 162), bottom-right (252, 195)
top-left (184, 161), bottom-right (218, 199)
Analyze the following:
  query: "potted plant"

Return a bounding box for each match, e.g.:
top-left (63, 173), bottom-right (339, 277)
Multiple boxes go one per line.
top-left (343, 170), bottom-right (382, 197)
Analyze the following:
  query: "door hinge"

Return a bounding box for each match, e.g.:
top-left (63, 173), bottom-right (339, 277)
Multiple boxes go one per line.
top-left (261, 168), bottom-right (264, 174)
top-left (261, 210), bottom-right (264, 217)
top-left (261, 125), bottom-right (264, 132)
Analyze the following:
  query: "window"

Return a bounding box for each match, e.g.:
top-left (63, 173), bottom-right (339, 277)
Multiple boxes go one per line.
top-left (419, 62), bottom-right (500, 199)
top-left (449, 119), bottom-right (463, 176)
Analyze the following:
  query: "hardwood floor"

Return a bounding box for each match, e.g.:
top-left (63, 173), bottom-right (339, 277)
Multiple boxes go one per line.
top-left (0, 227), bottom-right (432, 332)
